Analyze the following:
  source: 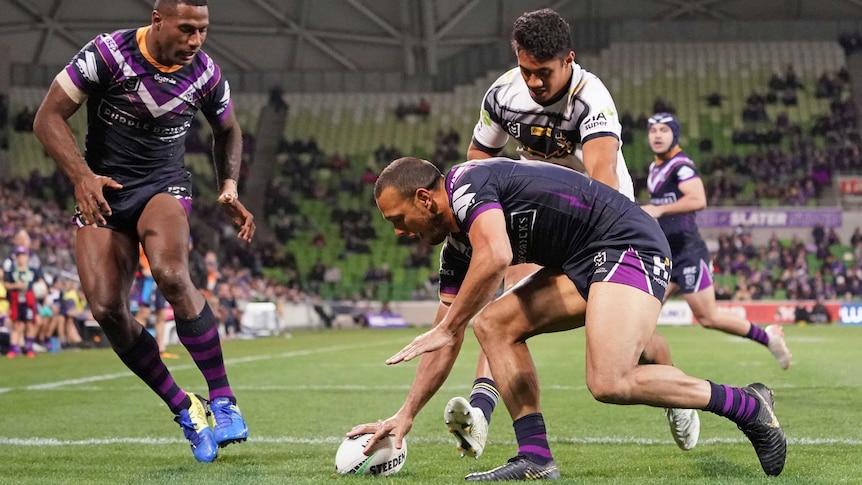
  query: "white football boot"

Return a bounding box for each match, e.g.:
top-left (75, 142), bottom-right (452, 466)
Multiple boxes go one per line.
top-left (665, 408), bottom-right (700, 451)
top-left (765, 324), bottom-right (792, 370)
top-left (444, 396), bottom-right (488, 458)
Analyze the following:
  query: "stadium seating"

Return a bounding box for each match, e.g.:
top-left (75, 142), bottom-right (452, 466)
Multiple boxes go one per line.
top-left (4, 40), bottom-right (852, 301)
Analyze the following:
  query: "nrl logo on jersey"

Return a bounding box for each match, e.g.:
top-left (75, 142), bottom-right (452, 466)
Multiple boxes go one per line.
top-left (506, 121), bottom-right (521, 138)
top-left (121, 77), bottom-right (140, 92)
top-left (594, 251), bottom-right (606, 267)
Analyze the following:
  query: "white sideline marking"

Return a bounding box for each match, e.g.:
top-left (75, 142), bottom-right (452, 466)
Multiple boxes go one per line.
top-left (5, 341), bottom-right (407, 394)
top-left (14, 384), bottom-right (591, 393)
top-left (0, 436), bottom-right (860, 447)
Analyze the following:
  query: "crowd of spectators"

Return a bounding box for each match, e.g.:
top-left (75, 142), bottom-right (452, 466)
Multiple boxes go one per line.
top-left (394, 98), bottom-right (430, 120)
top-left (622, 62), bottom-right (860, 207)
top-left (710, 225), bottom-right (862, 305)
top-left (5, 34), bottom-right (862, 336)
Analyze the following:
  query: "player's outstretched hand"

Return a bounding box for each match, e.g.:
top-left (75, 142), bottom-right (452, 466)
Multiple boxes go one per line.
top-left (386, 326), bottom-right (453, 365)
top-left (218, 180), bottom-right (255, 242)
top-left (74, 175), bottom-right (123, 226)
top-left (347, 414), bottom-right (412, 454)
top-left (219, 196), bottom-right (255, 242)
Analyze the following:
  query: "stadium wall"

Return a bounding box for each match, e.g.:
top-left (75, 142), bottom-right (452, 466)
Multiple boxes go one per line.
top-left (271, 299), bottom-right (857, 329)
top-left (699, 209), bottom-right (862, 247)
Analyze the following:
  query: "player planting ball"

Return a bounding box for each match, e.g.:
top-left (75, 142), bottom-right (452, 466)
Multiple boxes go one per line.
top-left (349, 157), bottom-right (786, 480)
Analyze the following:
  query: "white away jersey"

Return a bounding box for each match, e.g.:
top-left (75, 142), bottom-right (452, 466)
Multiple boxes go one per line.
top-left (471, 63), bottom-right (634, 200)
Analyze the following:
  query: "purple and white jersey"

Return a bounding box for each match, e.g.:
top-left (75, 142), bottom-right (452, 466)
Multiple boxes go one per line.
top-left (61, 27), bottom-right (231, 189)
top-left (438, 158), bottom-right (670, 297)
top-left (471, 63), bottom-right (634, 200)
top-left (647, 152), bottom-right (703, 252)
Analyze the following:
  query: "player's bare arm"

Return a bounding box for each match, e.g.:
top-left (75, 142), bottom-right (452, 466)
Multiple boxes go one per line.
top-left (210, 109), bottom-right (255, 241)
top-left (642, 177), bottom-right (707, 219)
top-left (350, 299), bottom-right (465, 453)
top-left (387, 209), bottom-right (511, 364)
top-left (581, 136), bottom-right (621, 190)
top-left (467, 141), bottom-right (499, 161)
top-left (33, 79), bottom-right (122, 226)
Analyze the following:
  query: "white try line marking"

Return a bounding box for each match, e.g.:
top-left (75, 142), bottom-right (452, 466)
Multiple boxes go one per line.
top-left (0, 340), bottom-right (409, 394)
top-left (0, 435), bottom-right (860, 447)
top-left (14, 382), bottom-right (819, 393)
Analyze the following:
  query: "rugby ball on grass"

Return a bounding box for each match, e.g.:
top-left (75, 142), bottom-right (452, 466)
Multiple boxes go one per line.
top-left (335, 433), bottom-right (407, 476)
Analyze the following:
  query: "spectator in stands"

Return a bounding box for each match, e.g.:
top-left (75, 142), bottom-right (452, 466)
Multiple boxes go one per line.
top-left (323, 263), bottom-right (342, 292)
top-left (405, 241), bottom-right (432, 269)
top-left (187, 237), bottom-right (207, 292)
top-left (310, 294), bottom-right (333, 329)
top-left (215, 282), bottom-right (241, 337)
top-left (652, 96), bottom-right (675, 114)
top-left (361, 167), bottom-right (378, 186)
top-left (362, 263), bottom-right (392, 299)
top-left (733, 281), bottom-right (754, 301)
top-left (768, 72), bottom-right (786, 92)
top-left (808, 297), bottom-right (832, 323)
top-left (307, 259), bottom-right (326, 294)
top-left (395, 99), bottom-right (431, 119)
top-left (60, 278), bottom-right (87, 347)
top-left (795, 302), bottom-right (811, 324)
top-left (784, 64), bottom-right (803, 90)
top-left (342, 234), bottom-right (371, 256)
top-left (706, 91), bottom-right (724, 107)
top-left (0, 93), bottom-right (7, 129)
top-left (13, 107), bottom-right (35, 132)
top-left (0, 266), bottom-right (8, 336)
top-left (203, 251), bottom-right (222, 299)
top-left (3, 229), bottom-right (40, 273)
top-left (268, 85), bottom-right (288, 113)
top-left (4, 246), bottom-right (47, 358)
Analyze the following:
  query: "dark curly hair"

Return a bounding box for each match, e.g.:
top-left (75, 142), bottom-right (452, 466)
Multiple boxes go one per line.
top-left (510, 8), bottom-right (572, 62)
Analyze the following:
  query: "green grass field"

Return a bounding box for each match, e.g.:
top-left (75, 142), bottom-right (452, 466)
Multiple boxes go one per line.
top-left (1, 324), bottom-right (859, 484)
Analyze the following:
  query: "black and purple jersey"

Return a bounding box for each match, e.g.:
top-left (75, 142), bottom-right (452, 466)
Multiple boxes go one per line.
top-left (438, 158), bottom-right (671, 301)
top-left (646, 152), bottom-right (713, 293)
top-left (63, 27), bottom-right (231, 190)
top-left (646, 152), bottom-right (703, 253)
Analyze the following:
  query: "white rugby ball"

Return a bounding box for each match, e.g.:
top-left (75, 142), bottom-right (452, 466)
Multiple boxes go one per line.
top-left (335, 433), bottom-right (407, 476)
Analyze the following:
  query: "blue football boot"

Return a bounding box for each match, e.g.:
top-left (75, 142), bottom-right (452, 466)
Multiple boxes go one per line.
top-left (210, 397), bottom-right (249, 448)
top-left (175, 393), bottom-right (218, 462)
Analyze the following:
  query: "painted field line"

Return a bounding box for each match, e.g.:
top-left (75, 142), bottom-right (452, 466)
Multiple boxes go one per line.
top-left (3, 339), bottom-right (407, 394)
top-left (0, 435), bottom-right (860, 447)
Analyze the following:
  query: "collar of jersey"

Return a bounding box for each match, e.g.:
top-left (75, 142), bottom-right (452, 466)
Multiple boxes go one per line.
top-left (137, 26), bottom-right (184, 73)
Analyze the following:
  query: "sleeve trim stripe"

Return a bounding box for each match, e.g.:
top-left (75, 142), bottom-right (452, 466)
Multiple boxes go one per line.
top-left (56, 70), bottom-right (87, 105)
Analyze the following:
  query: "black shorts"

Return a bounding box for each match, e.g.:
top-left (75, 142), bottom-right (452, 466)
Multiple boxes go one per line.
top-left (565, 246), bottom-right (670, 303)
top-left (670, 240), bottom-right (713, 294)
top-left (561, 206), bottom-right (672, 302)
top-left (73, 174), bottom-right (192, 232)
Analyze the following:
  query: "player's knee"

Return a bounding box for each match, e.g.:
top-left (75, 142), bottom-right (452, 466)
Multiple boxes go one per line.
top-left (472, 311), bottom-right (495, 342)
top-left (586, 374), bottom-right (629, 404)
top-left (150, 265), bottom-right (190, 297)
top-left (89, 301), bottom-right (125, 326)
top-left (473, 307), bottom-right (518, 344)
top-left (695, 313), bottom-right (719, 328)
